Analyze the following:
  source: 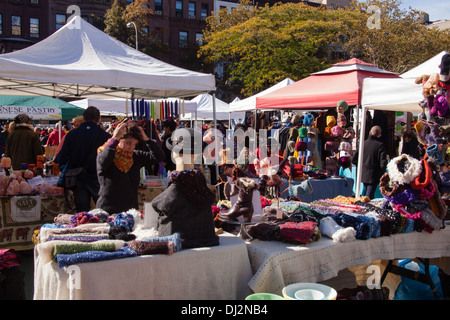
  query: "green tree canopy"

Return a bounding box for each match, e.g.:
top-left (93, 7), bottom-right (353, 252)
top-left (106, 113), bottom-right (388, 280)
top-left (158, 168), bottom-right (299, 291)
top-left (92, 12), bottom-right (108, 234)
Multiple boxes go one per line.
top-left (200, 0), bottom-right (450, 98)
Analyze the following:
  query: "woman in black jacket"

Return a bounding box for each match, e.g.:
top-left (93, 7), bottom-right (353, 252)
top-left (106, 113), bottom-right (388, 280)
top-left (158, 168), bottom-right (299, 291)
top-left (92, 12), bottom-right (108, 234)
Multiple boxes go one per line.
top-left (96, 121), bottom-right (165, 214)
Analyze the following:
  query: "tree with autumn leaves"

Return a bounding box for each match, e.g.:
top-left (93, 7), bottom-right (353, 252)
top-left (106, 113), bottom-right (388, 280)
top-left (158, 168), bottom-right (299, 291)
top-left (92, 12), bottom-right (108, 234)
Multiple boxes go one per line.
top-left (104, 0), bottom-right (168, 58)
top-left (199, 0), bottom-right (450, 99)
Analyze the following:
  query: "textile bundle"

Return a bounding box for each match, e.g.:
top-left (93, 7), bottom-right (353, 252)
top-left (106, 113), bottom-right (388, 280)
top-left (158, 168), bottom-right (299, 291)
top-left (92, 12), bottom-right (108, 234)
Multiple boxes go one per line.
top-left (380, 154), bottom-right (446, 232)
top-left (55, 246), bottom-right (138, 268)
top-left (127, 240), bottom-right (174, 255)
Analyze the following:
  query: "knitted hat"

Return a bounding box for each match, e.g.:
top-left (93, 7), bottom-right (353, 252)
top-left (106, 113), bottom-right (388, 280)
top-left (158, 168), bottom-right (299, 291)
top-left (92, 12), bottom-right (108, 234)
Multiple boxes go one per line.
top-left (326, 116), bottom-right (336, 127)
top-left (410, 159), bottom-right (433, 190)
top-left (287, 140), bottom-right (296, 153)
top-left (303, 113), bottom-right (314, 127)
top-left (14, 113), bottom-right (31, 124)
top-left (339, 141), bottom-right (352, 152)
top-left (295, 140), bottom-right (307, 151)
top-left (337, 100), bottom-right (349, 112)
top-left (387, 154), bottom-right (422, 185)
top-left (299, 127), bottom-right (308, 138)
top-left (433, 94), bottom-right (449, 117)
top-left (426, 144), bottom-right (443, 165)
top-left (291, 114), bottom-right (302, 126)
top-left (331, 125), bottom-right (343, 137)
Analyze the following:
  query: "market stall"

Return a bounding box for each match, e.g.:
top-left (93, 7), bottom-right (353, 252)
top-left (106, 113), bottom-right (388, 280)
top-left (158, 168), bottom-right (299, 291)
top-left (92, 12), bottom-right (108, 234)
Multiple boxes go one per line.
top-left (34, 232), bottom-right (253, 300)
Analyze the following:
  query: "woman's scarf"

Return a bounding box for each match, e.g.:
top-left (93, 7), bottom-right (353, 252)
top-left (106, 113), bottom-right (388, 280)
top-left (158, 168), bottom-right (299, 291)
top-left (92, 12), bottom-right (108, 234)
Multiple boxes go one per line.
top-left (99, 138), bottom-right (134, 173)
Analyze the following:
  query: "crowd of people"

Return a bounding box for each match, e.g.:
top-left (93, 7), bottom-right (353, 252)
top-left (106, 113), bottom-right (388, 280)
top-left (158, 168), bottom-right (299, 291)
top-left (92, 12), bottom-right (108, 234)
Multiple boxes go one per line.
top-left (0, 105), bottom-right (425, 214)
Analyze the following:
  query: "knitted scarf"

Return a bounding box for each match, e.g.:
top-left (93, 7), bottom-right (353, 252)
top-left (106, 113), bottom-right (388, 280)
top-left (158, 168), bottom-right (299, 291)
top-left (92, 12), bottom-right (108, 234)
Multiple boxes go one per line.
top-left (99, 139), bottom-right (134, 173)
top-left (167, 168), bottom-right (216, 209)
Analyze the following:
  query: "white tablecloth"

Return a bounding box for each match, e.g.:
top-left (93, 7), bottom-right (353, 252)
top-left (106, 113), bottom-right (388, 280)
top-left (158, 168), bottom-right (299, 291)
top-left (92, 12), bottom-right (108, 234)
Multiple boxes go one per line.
top-left (246, 226), bottom-right (450, 295)
top-left (34, 233), bottom-right (253, 300)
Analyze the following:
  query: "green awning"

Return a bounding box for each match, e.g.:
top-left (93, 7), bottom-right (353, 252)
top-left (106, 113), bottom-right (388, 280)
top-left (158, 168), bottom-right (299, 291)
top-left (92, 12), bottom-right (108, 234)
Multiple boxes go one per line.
top-left (0, 95), bottom-right (84, 120)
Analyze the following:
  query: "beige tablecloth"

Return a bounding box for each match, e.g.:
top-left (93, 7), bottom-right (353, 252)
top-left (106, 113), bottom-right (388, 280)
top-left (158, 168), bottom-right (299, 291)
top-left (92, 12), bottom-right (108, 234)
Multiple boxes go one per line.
top-left (34, 233), bottom-right (253, 300)
top-left (246, 226), bottom-right (450, 295)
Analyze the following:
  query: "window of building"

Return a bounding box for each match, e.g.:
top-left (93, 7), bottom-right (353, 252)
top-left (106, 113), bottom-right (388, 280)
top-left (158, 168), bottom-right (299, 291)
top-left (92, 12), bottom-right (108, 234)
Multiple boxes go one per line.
top-left (196, 33), bottom-right (203, 45)
top-left (201, 4), bottom-right (208, 20)
top-left (154, 27), bottom-right (163, 41)
top-left (56, 14), bottom-right (66, 30)
top-left (155, 0), bottom-right (163, 14)
top-left (0, 14), bottom-right (3, 35)
top-left (179, 31), bottom-right (188, 48)
top-left (188, 2), bottom-right (196, 19)
top-left (176, 1), bottom-right (183, 18)
top-left (11, 16), bottom-right (21, 36)
top-left (141, 26), bottom-right (149, 33)
top-left (29, 0), bottom-right (39, 4)
top-left (30, 17), bottom-right (39, 38)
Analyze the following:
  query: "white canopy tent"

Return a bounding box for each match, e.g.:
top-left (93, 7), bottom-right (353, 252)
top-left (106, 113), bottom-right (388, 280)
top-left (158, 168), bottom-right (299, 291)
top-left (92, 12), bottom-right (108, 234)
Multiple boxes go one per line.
top-left (180, 93), bottom-right (245, 120)
top-left (0, 16), bottom-right (215, 100)
top-left (69, 97), bottom-right (198, 118)
top-left (229, 78), bottom-right (295, 112)
top-left (355, 51), bottom-right (447, 197)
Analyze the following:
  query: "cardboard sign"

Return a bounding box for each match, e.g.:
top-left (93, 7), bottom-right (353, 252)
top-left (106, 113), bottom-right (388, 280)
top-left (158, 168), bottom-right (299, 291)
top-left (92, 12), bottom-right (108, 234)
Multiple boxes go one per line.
top-left (10, 196), bottom-right (42, 222)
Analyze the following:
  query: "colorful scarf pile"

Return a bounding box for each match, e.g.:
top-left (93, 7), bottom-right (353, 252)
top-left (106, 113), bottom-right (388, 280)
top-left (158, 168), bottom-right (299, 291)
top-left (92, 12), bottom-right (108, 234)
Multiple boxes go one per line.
top-left (55, 246), bottom-right (137, 268)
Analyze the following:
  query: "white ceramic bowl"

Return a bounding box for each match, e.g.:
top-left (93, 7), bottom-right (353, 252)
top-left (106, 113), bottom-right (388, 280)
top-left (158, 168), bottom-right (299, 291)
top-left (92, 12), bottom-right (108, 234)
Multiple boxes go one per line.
top-left (282, 283), bottom-right (337, 300)
top-left (294, 289), bottom-right (325, 300)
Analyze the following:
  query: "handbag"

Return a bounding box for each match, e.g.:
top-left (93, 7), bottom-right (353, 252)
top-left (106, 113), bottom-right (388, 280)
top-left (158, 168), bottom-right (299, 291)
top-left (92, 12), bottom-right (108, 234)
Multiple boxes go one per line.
top-left (63, 167), bottom-right (86, 191)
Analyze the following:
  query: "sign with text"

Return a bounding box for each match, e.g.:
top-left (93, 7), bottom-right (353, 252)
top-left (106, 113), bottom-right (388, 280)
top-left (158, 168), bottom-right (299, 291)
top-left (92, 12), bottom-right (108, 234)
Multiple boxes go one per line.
top-left (0, 106), bottom-right (62, 120)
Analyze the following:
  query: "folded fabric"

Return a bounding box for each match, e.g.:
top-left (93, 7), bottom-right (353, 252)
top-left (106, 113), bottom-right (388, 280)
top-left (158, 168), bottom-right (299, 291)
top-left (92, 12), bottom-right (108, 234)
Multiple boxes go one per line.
top-left (127, 240), bottom-right (174, 255)
top-left (0, 249), bottom-right (21, 270)
top-left (142, 233), bottom-right (182, 252)
top-left (387, 154), bottom-right (422, 185)
top-left (279, 221), bottom-right (317, 244)
top-left (410, 159), bottom-right (433, 190)
top-left (319, 217), bottom-right (356, 243)
top-left (48, 235), bottom-right (109, 242)
top-left (420, 208), bottom-right (444, 231)
top-left (55, 246), bottom-right (137, 268)
top-left (333, 213), bottom-right (378, 240)
top-left (246, 222), bottom-right (280, 241)
top-left (52, 242), bottom-right (117, 259)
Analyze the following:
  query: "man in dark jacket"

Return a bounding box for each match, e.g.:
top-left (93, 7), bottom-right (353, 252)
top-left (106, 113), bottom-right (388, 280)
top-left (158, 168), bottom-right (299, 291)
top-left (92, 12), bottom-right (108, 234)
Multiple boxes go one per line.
top-left (361, 125), bottom-right (387, 199)
top-left (56, 107), bottom-right (111, 212)
top-left (5, 114), bottom-right (43, 170)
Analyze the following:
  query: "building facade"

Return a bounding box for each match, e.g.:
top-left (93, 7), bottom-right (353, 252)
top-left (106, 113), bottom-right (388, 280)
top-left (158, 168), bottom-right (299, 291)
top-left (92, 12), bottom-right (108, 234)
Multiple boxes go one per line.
top-left (0, 0), bottom-right (351, 66)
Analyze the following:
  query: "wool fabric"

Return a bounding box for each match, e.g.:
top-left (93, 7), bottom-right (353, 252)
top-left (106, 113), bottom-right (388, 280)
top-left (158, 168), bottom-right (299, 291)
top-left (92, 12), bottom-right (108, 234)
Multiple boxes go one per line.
top-left (52, 242), bottom-right (117, 258)
top-left (279, 221), bottom-right (317, 244)
top-left (55, 246), bottom-right (137, 268)
top-left (318, 217), bottom-right (356, 243)
top-left (127, 240), bottom-right (174, 255)
top-left (142, 233), bottom-right (182, 252)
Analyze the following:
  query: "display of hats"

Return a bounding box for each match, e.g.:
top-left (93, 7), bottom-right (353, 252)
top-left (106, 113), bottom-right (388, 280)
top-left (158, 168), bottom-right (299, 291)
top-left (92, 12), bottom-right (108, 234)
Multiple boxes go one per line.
top-left (331, 125), bottom-right (343, 137)
top-left (326, 116), bottom-right (336, 127)
top-left (299, 127), bottom-right (308, 138)
top-left (295, 140), bottom-right (307, 151)
top-left (339, 141), bottom-right (352, 152)
top-left (303, 113), bottom-right (314, 127)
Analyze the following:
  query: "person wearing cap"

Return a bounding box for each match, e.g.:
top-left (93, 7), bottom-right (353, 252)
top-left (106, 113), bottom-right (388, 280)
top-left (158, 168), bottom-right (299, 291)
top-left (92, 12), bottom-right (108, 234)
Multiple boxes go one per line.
top-left (4, 114), bottom-right (43, 171)
top-left (96, 121), bottom-right (165, 214)
top-left (336, 100), bottom-right (348, 128)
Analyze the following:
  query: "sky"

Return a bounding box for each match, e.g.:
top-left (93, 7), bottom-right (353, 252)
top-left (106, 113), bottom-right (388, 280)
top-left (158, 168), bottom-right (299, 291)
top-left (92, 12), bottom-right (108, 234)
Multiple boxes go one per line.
top-left (400, 0), bottom-right (450, 21)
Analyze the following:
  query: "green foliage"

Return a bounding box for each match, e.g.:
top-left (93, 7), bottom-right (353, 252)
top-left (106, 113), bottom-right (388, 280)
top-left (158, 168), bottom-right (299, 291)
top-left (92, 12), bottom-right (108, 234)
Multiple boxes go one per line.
top-left (200, 2), bottom-right (360, 96)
